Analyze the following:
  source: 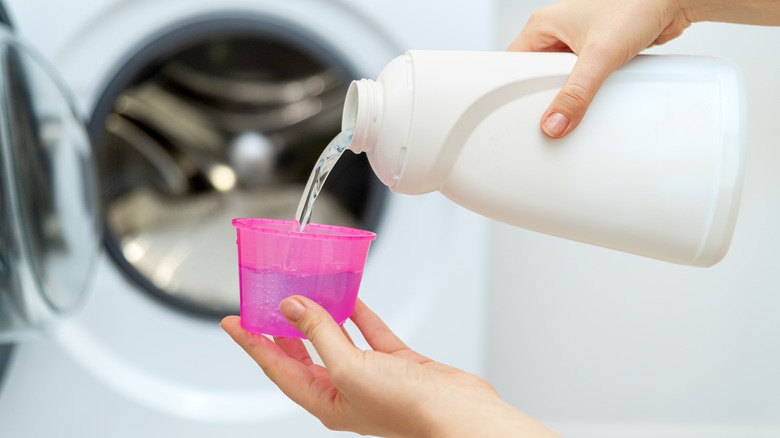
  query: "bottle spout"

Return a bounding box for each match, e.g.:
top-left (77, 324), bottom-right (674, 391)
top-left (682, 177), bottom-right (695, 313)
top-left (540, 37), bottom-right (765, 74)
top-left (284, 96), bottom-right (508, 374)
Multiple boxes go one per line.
top-left (342, 79), bottom-right (380, 154)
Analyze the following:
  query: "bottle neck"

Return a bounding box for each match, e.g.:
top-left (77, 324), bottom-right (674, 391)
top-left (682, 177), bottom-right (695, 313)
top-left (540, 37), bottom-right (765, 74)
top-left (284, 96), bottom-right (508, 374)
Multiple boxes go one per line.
top-left (342, 79), bottom-right (381, 154)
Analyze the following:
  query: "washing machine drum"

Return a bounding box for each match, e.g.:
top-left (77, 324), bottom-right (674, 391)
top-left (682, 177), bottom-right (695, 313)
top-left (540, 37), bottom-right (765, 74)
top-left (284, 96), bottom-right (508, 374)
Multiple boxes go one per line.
top-left (0, 17), bottom-right (383, 332)
top-left (89, 19), bottom-right (384, 318)
top-left (0, 24), bottom-right (100, 338)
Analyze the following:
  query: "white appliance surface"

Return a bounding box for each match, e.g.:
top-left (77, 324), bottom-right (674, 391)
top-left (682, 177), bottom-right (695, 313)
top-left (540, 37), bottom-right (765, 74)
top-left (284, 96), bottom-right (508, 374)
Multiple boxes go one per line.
top-left (490, 2), bottom-right (780, 437)
top-left (0, 1), bottom-right (495, 436)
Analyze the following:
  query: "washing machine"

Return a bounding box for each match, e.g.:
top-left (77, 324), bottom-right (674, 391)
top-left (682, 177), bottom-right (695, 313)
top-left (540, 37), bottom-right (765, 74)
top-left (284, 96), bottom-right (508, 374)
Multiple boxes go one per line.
top-left (0, 1), bottom-right (495, 436)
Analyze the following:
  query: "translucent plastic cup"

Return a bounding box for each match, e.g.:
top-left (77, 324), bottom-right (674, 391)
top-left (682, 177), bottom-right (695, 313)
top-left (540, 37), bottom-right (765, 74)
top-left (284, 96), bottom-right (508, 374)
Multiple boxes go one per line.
top-left (232, 218), bottom-right (376, 338)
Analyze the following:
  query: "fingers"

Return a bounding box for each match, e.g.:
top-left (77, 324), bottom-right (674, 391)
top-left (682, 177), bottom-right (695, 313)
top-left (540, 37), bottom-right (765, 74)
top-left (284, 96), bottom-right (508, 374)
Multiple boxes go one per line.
top-left (221, 315), bottom-right (336, 416)
top-left (541, 52), bottom-right (615, 138)
top-left (508, 28), bottom-right (571, 53)
top-left (350, 299), bottom-right (409, 354)
top-left (508, 18), bottom-right (607, 139)
top-left (280, 296), bottom-right (357, 368)
top-left (220, 316), bottom-right (314, 386)
top-left (274, 336), bottom-right (315, 366)
top-left (507, 6), bottom-right (573, 53)
top-left (340, 326), bottom-right (357, 347)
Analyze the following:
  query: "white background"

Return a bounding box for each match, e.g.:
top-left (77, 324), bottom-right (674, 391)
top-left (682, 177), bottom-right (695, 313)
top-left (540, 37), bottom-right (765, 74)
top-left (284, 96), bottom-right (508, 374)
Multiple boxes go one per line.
top-left (488, 1), bottom-right (780, 437)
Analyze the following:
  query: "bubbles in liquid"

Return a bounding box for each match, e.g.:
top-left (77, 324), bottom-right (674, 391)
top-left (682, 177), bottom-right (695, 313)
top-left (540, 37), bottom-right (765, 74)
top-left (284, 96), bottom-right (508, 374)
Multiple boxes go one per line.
top-left (240, 267), bottom-right (363, 337)
top-left (294, 130), bottom-right (353, 232)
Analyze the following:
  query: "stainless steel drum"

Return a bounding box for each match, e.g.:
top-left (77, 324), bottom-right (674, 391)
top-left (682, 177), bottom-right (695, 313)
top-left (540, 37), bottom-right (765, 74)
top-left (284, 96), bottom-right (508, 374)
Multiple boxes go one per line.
top-left (89, 18), bottom-right (385, 318)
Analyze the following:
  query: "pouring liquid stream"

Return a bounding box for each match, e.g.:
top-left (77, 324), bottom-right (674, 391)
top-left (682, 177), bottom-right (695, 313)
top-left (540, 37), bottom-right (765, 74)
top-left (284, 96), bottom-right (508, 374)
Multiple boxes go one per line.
top-left (294, 130), bottom-right (353, 232)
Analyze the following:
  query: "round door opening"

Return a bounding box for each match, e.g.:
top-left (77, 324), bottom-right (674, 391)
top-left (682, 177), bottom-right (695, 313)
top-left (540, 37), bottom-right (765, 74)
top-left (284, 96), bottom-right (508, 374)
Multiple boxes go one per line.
top-left (89, 17), bottom-right (385, 318)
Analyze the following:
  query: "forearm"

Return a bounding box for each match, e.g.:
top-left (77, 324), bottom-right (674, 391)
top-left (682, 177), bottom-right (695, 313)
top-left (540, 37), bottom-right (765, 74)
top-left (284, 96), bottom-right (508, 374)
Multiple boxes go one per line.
top-left (680, 0), bottom-right (780, 25)
top-left (423, 397), bottom-right (560, 438)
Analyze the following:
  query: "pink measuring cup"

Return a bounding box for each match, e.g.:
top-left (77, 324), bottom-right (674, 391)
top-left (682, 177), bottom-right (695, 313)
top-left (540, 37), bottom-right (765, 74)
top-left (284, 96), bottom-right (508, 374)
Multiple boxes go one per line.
top-left (232, 218), bottom-right (376, 338)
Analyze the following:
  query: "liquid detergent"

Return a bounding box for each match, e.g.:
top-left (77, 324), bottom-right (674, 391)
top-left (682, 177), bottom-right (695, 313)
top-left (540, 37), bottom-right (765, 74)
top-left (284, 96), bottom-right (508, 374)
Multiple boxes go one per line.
top-left (294, 130), bottom-right (353, 231)
top-left (341, 50), bottom-right (746, 267)
top-left (239, 267), bottom-right (362, 338)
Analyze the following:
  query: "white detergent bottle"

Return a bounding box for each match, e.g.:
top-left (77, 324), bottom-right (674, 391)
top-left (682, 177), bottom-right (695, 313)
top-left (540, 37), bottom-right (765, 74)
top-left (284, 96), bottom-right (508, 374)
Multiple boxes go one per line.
top-left (342, 50), bottom-right (746, 267)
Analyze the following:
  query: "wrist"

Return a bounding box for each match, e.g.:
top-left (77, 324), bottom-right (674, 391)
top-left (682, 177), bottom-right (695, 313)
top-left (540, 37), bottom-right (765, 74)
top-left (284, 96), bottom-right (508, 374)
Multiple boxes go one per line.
top-left (676, 0), bottom-right (780, 25)
top-left (676, 0), bottom-right (710, 23)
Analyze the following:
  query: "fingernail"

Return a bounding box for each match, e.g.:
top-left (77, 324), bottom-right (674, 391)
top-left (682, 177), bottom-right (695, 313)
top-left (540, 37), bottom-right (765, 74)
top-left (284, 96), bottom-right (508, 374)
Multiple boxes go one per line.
top-left (280, 297), bottom-right (305, 322)
top-left (543, 112), bottom-right (569, 138)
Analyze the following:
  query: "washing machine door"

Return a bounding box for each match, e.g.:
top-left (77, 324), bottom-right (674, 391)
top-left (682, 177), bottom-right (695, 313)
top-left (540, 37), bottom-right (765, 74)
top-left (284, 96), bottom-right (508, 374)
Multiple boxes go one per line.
top-left (0, 24), bottom-right (100, 340)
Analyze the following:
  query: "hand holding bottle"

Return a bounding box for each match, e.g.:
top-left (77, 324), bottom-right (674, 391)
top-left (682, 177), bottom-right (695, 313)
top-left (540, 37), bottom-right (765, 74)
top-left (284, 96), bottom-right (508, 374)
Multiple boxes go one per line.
top-left (508, 0), bottom-right (693, 138)
top-left (510, 0), bottom-right (780, 139)
top-left (222, 297), bottom-right (559, 437)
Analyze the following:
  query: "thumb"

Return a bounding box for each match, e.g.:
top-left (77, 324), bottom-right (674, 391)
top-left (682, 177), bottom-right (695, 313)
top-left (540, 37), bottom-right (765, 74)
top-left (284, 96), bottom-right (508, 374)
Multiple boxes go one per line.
top-left (542, 53), bottom-right (615, 139)
top-left (280, 296), bottom-right (355, 366)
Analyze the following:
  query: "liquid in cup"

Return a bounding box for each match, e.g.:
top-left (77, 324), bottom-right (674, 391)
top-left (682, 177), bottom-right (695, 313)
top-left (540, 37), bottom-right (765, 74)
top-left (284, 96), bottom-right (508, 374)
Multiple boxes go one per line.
top-left (233, 218), bottom-right (375, 338)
